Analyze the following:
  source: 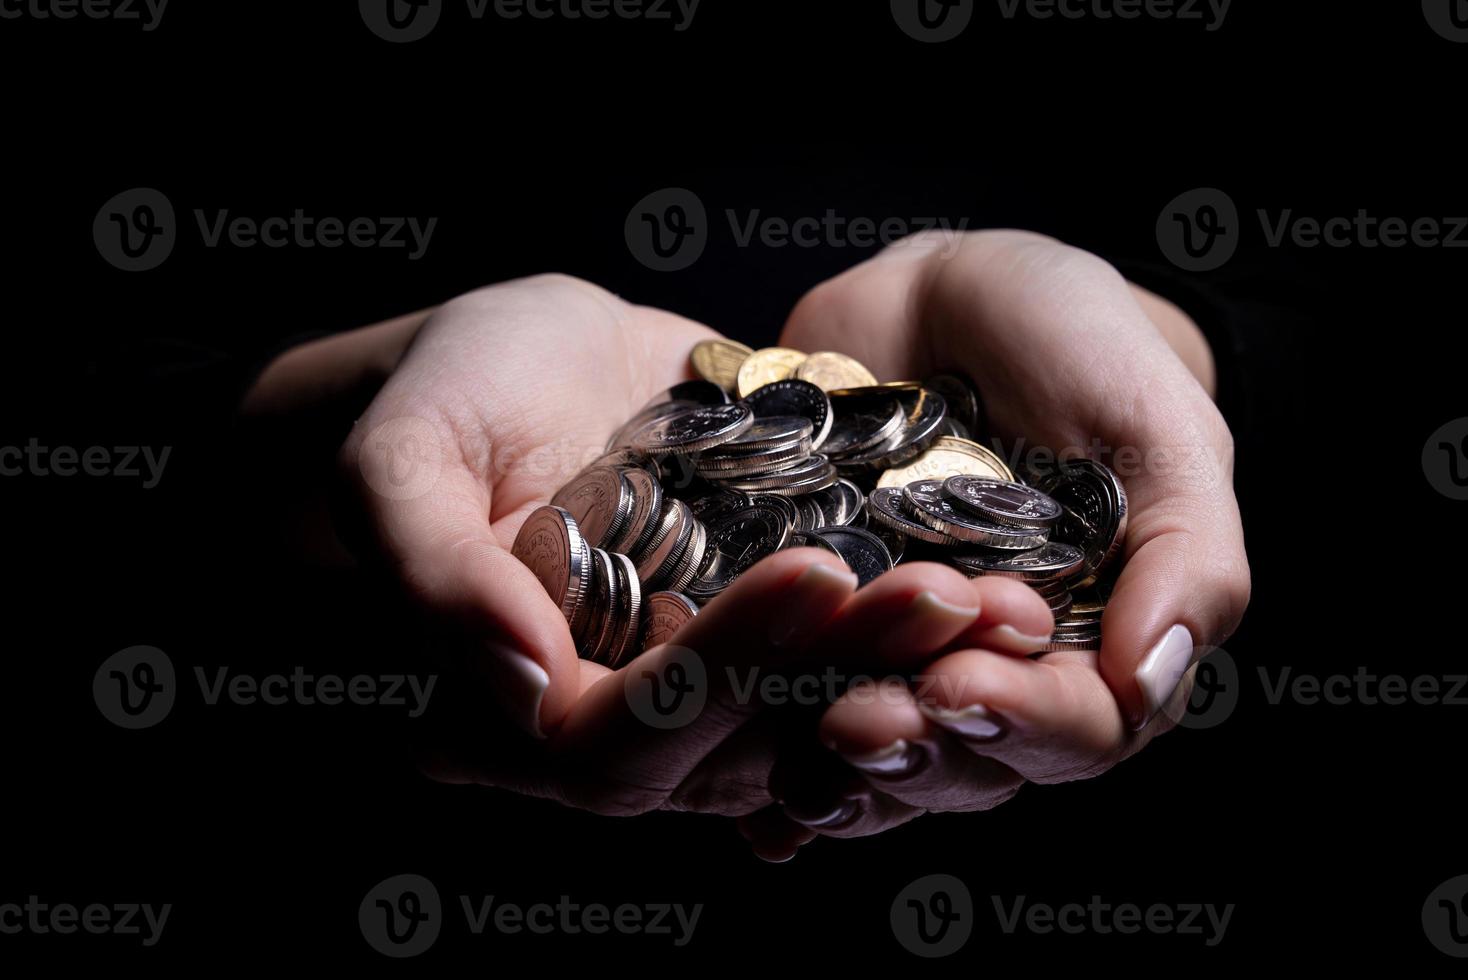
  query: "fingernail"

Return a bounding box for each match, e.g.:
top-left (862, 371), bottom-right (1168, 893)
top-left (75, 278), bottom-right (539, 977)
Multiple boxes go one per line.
top-left (484, 644), bottom-right (550, 739)
top-left (909, 591), bottom-right (981, 632)
top-left (768, 563), bottom-right (858, 647)
top-left (1134, 624), bottom-right (1195, 730)
top-left (919, 701), bottom-right (1005, 742)
top-left (783, 799), bottom-right (859, 829)
top-left (839, 738), bottom-right (927, 779)
top-left (973, 623), bottom-right (1054, 655)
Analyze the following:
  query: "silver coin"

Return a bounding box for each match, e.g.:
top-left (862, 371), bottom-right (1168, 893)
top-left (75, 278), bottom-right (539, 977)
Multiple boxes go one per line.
top-left (605, 551), bottom-right (643, 669)
top-left (711, 453), bottom-right (833, 492)
top-left (632, 403), bottom-right (754, 456)
top-left (903, 479), bottom-right (1049, 550)
top-left (685, 503), bottom-right (793, 601)
top-left (924, 374), bottom-right (983, 436)
top-left (703, 415), bottom-right (813, 453)
top-left (695, 441), bottom-right (812, 477)
top-left (787, 530), bottom-right (842, 556)
top-left (833, 387), bottom-right (947, 470)
top-left (809, 526), bottom-right (893, 587)
top-left (742, 379), bottom-right (834, 451)
top-left (822, 392), bottom-right (904, 457)
top-left (641, 591), bottom-right (700, 650)
top-left (511, 505), bottom-right (592, 626)
top-left (808, 478), bottom-right (865, 526)
top-left (943, 476), bottom-right (1062, 529)
top-left (946, 541), bottom-right (1086, 582)
top-left (586, 547), bottom-right (621, 665)
top-left (607, 399), bottom-right (699, 451)
top-left (643, 500), bottom-right (697, 590)
top-left (748, 492), bottom-right (800, 533)
top-left (939, 417), bottom-right (971, 440)
top-left (607, 465), bottom-right (663, 556)
top-left (1047, 590), bottom-right (1074, 619)
top-left (577, 447), bottom-right (659, 479)
top-left (551, 466), bottom-right (633, 549)
top-left (686, 489), bottom-right (754, 525)
top-left (865, 486), bottom-right (965, 546)
top-left (1058, 606), bottom-right (1102, 629)
top-left (757, 464), bottom-right (839, 496)
top-left (633, 499), bottom-right (686, 582)
top-left (1041, 626), bottom-right (1102, 653)
top-left (1034, 459), bottom-right (1129, 577)
top-left (870, 522), bottom-right (907, 565)
top-left (662, 517), bottom-right (709, 594)
top-left (793, 494), bottom-right (826, 531)
top-left (638, 379), bottom-right (731, 412)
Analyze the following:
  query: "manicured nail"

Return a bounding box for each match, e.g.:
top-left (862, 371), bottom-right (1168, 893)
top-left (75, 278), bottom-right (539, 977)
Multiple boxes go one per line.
top-left (973, 623), bottom-right (1054, 655)
top-left (485, 644), bottom-right (550, 739)
top-left (768, 563), bottom-right (858, 647)
top-left (1134, 624), bottom-right (1195, 730)
top-left (783, 799), bottom-right (859, 829)
top-left (909, 591), bottom-right (981, 632)
top-left (919, 702), bottom-right (1005, 742)
top-left (839, 738), bottom-right (927, 779)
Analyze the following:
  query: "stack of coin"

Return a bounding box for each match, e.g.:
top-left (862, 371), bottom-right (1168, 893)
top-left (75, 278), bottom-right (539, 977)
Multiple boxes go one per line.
top-left (511, 341), bottom-right (1129, 663)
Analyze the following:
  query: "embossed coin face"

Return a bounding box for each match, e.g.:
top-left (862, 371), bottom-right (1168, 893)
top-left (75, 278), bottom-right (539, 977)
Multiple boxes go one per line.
top-left (632, 403), bottom-right (754, 456)
top-left (511, 505), bottom-right (591, 624)
top-left (690, 339), bottom-right (755, 392)
top-left (837, 387), bottom-right (947, 470)
top-left (809, 526), bottom-right (893, 587)
top-left (736, 347), bottom-right (808, 398)
top-left (865, 486), bottom-right (963, 546)
top-left (639, 380), bottom-right (731, 412)
top-left (876, 435), bottom-right (1012, 488)
top-left (608, 399), bottom-right (700, 451)
top-left (903, 479), bottom-right (1049, 549)
top-left (942, 476), bottom-right (1061, 529)
top-left (794, 351), bottom-right (879, 392)
top-left (641, 591), bottom-right (700, 649)
top-left (1035, 459), bottom-right (1128, 576)
top-left (551, 466), bottom-right (631, 548)
top-left (686, 504), bottom-right (793, 599)
top-left (742, 379), bottom-right (833, 450)
top-left (823, 393), bottom-right (905, 457)
top-left (947, 542), bottom-right (1086, 582)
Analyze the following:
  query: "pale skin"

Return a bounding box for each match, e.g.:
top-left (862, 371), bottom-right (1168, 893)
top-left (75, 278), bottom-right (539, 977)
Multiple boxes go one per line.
top-left (248, 231), bottom-right (1249, 860)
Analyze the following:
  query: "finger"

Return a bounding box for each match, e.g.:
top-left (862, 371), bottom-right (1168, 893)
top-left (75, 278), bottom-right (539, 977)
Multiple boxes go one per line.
top-left (814, 562), bottom-right (985, 668)
top-left (1100, 442), bottom-right (1251, 730)
top-left (548, 549), bottom-right (859, 814)
top-left (908, 647), bottom-right (1145, 784)
top-left (736, 806), bottom-right (819, 863)
top-left (768, 736), bottom-right (925, 840)
top-left (816, 678), bottom-right (1026, 813)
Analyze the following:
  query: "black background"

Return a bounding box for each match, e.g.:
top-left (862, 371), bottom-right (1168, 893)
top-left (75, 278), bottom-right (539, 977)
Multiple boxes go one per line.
top-left (2, 0), bottom-right (1465, 970)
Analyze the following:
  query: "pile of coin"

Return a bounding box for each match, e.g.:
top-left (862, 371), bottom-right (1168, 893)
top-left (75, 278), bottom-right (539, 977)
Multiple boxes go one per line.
top-left (511, 341), bottom-right (1128, 667)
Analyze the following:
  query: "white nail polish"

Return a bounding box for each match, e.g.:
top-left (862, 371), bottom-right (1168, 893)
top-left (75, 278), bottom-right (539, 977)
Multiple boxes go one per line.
top-left (919, 702), bottom-right (1004, 741)
top-left (841, 739), bottom-right (921, 776)
top-left (1135, 624), bottom-right (1195, 729)
top-left (984, 624), bottom-right (1054, 655)
top-left (485, 645), bottom-right (550, 739)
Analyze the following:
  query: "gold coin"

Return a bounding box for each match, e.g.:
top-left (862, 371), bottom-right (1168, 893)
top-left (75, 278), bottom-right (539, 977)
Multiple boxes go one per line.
top-left (736, 347), bottom-right (808, 398)
top-left (690, 339), bottom-right (754, 392)
top-left (876, 436), bottom-right (1014, 488)
top-left (828, 381), bottom-right (921, 398)
top-left (794, 351), bottom-right (879, 392)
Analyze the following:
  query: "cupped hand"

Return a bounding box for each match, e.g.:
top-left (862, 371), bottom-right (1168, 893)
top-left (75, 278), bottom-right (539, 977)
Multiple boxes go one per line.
top-left (748, 230), bottom-right (1250, 851)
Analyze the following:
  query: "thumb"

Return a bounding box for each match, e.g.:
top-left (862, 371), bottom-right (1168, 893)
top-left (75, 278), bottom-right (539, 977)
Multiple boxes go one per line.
top-left (1096, 439), bottom-right (1251, 730)
top-left (339, 413), bottom-right (581, 739)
